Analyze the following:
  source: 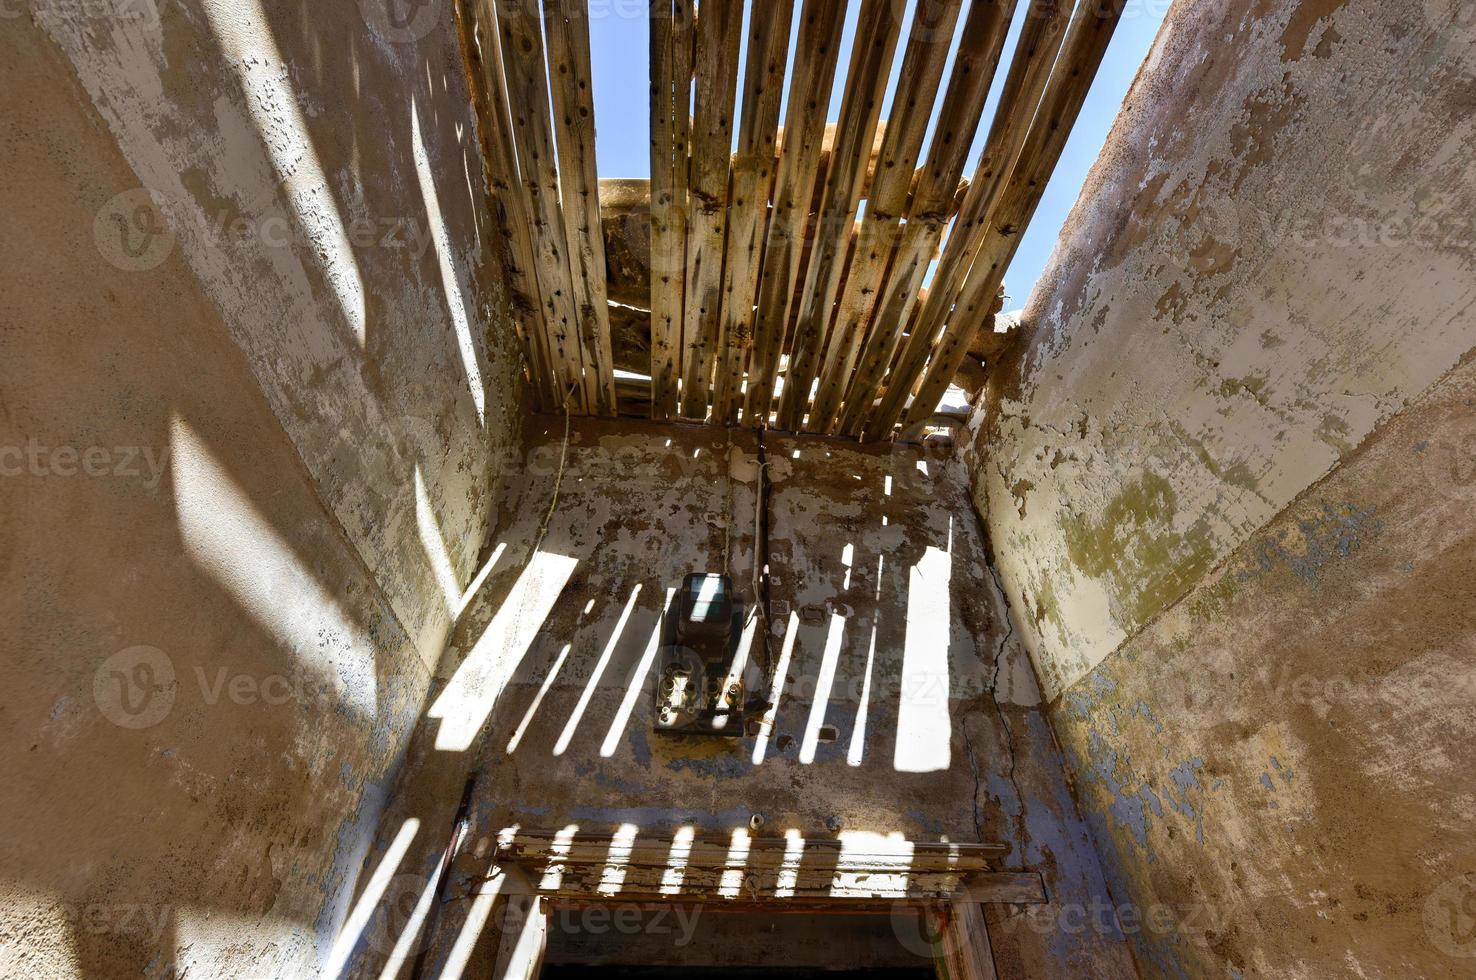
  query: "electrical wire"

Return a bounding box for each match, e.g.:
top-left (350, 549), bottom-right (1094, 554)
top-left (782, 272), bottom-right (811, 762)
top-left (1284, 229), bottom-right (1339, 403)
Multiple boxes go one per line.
top-left (531, 384), bottom-right (574, 558)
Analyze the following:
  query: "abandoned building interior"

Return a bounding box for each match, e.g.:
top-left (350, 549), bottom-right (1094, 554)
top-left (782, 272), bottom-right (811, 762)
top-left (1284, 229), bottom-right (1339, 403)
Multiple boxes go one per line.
top-left (4, 0), bottom-right (1475, 977)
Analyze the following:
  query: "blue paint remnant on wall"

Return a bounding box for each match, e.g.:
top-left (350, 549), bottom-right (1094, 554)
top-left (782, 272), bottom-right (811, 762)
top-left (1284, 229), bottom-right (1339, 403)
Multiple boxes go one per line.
top-left (1141, 783), bottom-right (1165, 818)
top-left (628, 725), bottom-right (653, 768)
top-left (1237, 502), bottom-right (1381, 583)
top-left (1164, 758), bottom-right (1208, 844)
top-left (590, 770), bottom-right (655, 796)
top-left (1111, 699), bottom-right (1165, 736)
top-left (1064, 687), bottom-right (1095, 721)
top-left (664, 752), bottom-right (748, 779)
top-left (905, 809), bottom-right (953, 836)
top-left (312, 774), bottom-right (393, 957)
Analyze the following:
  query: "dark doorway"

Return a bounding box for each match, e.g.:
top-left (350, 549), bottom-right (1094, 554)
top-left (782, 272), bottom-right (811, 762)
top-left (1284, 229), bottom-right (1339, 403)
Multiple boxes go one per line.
top-left (539, 907), bottom-right (937, 977)
top-left (542, 970), bottom-right (933, 979)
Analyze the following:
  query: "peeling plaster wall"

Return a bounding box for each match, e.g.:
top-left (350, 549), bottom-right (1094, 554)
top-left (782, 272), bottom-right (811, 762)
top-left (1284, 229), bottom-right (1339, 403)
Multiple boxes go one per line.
top-left (1050, 354), bottom-right (1476, 979)
top-left (2, 5), bottom-right (520, 977)
top-left (965, 0), bottom-right (1476, 976)
top-left (30, 0), bottom-right (524, 668)
top-left (975, 0), bottom-right (1476, 700)
top-left (336, 419), bottom-right (1137, 979)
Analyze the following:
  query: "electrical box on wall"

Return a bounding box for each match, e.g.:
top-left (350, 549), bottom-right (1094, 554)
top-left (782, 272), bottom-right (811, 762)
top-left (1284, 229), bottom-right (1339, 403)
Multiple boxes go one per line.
top-left (653, 573), bottom-right (755, 737)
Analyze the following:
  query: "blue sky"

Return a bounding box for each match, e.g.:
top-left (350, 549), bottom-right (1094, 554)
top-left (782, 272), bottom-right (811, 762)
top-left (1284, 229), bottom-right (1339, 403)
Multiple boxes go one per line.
top-left (586, 1), bottom-right (1170, 310)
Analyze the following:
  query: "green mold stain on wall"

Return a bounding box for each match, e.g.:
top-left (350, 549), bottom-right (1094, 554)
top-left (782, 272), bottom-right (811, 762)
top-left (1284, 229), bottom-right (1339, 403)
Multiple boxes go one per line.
top-left (1061, 470), bottom-right (1218, 629)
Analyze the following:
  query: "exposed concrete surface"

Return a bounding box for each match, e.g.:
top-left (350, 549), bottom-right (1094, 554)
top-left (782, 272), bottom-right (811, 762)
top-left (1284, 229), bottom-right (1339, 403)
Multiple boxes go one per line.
top-left (31, 0), bottom-right (523, 668)
top-left (975, 0), bottom-right (1476, 700)
top-left (1, 5), bottom-right (521, 978)
top-left (338, 419), bottom-right (1137, 978)
top-left (1049, 352), bottom-right (1476, 979)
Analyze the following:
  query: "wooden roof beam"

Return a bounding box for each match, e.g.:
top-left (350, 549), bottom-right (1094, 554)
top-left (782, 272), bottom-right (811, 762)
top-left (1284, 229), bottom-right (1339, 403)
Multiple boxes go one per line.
top-left (713, 0), bottom-right (796, 424)
top-left (545, 0), bottom-right (618, 415)
top-left (677, 0), bottom-right (744, 420)
top-left (742, 0), bottom-right (849, 426)
top-left (815, 0), bottom-right (1012, 436)
top-left (457, 0), bottom-right (560, 412)
top-left (778, 0), bottom-right (905, 432)
top-left (897, 0), bottom-right (1131, 435)
top-left (499, 0), bottom-right (589, 412)
top-left (861, 0), bottom-right (1079, 441)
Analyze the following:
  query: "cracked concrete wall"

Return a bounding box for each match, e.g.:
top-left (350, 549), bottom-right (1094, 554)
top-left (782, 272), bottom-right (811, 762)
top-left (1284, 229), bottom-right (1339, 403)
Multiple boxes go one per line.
top-left (2, 3), bottom-right (522, 977)
top-left (974, 0), bottom-right (1475, 701)
top-left (335, 419), bottom-right (1137, 978)
top-left (966, 0), bottom-right (1476, 977)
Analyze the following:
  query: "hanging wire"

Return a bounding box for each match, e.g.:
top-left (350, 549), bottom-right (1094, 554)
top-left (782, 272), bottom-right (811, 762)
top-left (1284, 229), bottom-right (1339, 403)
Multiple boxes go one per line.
top-left (531, 384), bottom-right (575, 558)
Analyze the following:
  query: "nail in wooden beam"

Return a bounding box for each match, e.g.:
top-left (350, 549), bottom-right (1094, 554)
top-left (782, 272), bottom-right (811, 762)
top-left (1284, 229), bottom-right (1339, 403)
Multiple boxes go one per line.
top-left (499, 0), bottom-right (589, 412)
top-left (804, 0), bottom-right (965, 434)
top-left (649, 0), bottom-right (695, 420)
top-left (742, 0), bottom-right (848, 426)
top-left (864, 0), bottom-right (1079, 441)
top-left (900, 0), bottom-right (1129, 433)
top-left (678, 0), bottom-right (745, 420)
top-left (544, 0), bottom-right (618, 416)
top-left (713, 0), bottom-right (796, 425)
top-left (778, 0), bottom-right (904, 432)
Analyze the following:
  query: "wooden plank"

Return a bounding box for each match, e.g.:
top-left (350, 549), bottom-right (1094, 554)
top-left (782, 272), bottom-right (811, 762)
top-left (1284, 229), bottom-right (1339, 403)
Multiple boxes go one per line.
top-left (805, 0), bottom-right (969, 434)
top-left (929, 901), bottom-right (999, 980)
top-left (900, 0), bottom-right (1129, 431)
top-left (648, 0), bottom-right (695, 420)
top-left (678, 0), bottom-right (745, 420)
top-left (459, 0), bottom-right (559, 411)
top-left (864, 0), bottom-right (1075, 440)
top-left (713, 0), bottom-right (796, 424)
top-left (491, 893), bottom-right (547, 980)
top-left (499, 832), bottom-right (1008, 870)
top-left (499, 0), bottom-right (588, 411)
top-left (536, 867), bottom-right (1048, 910)
top-left (777, 0), bottom-right (904, 432)
top-left (544, 0), bottom-right (618, 415)
top-left (836, 0), bottom-right (1021, 439)
top-left (742, 0), bottom-right (848, 426)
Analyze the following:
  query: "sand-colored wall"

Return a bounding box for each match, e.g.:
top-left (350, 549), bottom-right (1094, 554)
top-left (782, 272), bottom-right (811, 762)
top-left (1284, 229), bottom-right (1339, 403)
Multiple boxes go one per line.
top-left (1, 3), bottom-right (521, 975)
top-left (1049, 351), bottom-right (1476, 978)
top-left (970, 0), bottom-right (1476, 975)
